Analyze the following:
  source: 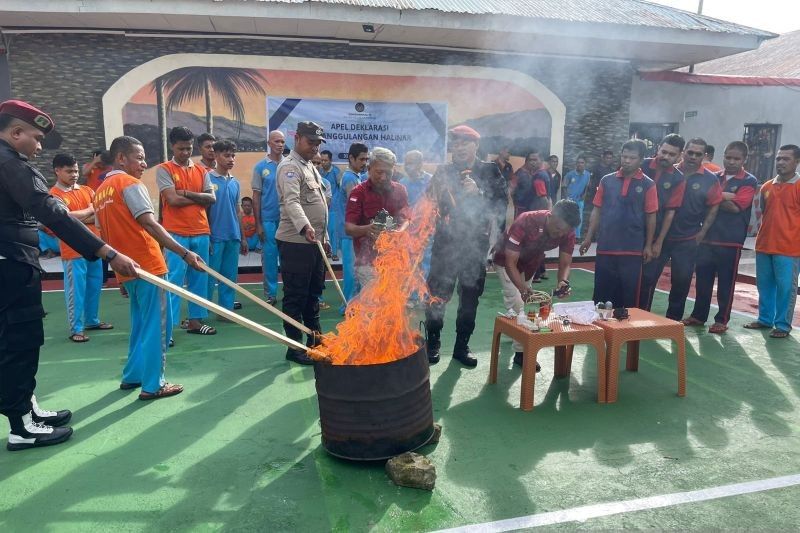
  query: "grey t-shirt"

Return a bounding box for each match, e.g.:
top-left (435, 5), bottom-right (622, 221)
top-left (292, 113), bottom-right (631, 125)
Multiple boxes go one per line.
top-left (275, 150), bottom-right (328, 244)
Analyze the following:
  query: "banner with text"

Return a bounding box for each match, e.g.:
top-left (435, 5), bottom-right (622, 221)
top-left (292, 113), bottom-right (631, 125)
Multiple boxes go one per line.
top-left (267, 97), bottom-right (448, 164)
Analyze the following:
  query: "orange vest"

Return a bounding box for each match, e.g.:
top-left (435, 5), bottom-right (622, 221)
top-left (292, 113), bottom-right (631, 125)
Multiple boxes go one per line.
top-left (49, 184), bottom-right (100, 261)
top-left (158, 160), bottom-right (211, 236)
top-left (94, 171), bottom-right (167, 283)
top-left (241, 214), bottom-right (257, 238)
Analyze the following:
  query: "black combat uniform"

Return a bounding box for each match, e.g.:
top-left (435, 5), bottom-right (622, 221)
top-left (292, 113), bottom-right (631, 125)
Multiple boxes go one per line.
top-left (425, 158), bottom-right (507, 366)
top-left (0, 139), bottom-right (105, 423)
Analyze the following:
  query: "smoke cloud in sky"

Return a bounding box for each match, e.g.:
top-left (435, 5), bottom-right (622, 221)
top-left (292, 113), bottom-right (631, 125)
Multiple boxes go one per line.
top-left (648, 0), bottom-right (798, 34)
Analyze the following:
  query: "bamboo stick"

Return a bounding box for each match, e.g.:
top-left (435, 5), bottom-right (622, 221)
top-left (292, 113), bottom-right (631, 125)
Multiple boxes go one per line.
top-left (199, 262), bottom-right (313, 335)
top-left (316, 240), bottom-right (347, 307)
top-left (136, 268), bottom-right (329, 362)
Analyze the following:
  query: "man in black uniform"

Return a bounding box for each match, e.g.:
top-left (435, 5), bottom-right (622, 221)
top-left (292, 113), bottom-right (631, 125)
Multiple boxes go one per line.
top-left (0, 100), bottom-right (138, 451)
top-left (425, 125), bottom-right (507, 367)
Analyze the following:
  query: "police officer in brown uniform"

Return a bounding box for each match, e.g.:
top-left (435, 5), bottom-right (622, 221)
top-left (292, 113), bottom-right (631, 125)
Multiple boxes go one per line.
top-left (275, 122), bottom-right (329, 365)
top-left (0, 100), bottom-right (137, 450)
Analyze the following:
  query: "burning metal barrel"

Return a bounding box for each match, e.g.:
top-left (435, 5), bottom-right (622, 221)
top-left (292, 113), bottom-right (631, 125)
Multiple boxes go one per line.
top-left (313, 346), bottom-right (435, 461)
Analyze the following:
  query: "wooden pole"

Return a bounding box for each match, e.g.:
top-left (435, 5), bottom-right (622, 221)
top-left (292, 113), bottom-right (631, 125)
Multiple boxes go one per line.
top-left (316, 240), bottom-right (347, 307)
top-left (199, 262), bottom-right (313, 335)
top-left (136, 269), bottom-right (329, 362)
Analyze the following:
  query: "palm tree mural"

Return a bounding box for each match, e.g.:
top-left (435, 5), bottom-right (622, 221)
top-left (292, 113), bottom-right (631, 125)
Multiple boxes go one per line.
top-left (150, 67), bottom-right (266, 160)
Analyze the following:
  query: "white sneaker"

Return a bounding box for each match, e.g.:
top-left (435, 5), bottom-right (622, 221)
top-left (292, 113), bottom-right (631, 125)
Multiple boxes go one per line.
top-left (31, 395), bottom-right (72, 426)
top-left (7, 412), bottom-right (73, 452)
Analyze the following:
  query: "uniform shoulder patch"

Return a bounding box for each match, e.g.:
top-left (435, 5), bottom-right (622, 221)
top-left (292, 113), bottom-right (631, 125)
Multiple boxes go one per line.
top-left (692, 183), bottom-right (701, 190)
top-left (285, 171), bottom-right (297, 179)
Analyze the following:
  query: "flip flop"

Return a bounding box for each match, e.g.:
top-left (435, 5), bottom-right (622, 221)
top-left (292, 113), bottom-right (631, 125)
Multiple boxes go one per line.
top-left (769, 329), bottom-right (790, 339)
top-left (69, 333), bottom-right (89, 343)
top-left (86, 322), bottom-right (114, 330)
top-left (138, 383), bottom-right (183, 401)
top-left (187, 324), bottom-right (217, 335)
top-left (708, 323), bottom-right (727, 334)
top-left (681, 317), bottom-right (705, 326)
top-left (743, 321), bottom-right (771, 330)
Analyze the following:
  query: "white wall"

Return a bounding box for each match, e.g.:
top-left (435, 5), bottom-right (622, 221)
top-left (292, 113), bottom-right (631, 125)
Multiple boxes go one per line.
top-left (630, 77), bottom-right (800, 167)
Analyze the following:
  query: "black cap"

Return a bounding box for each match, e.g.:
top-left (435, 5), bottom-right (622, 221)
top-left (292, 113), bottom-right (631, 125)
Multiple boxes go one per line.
top-left (296, 121), bottom-right (326, 142)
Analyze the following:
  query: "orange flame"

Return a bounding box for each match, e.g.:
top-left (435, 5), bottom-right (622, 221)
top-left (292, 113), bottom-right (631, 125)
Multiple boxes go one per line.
top-left (322, 198), bottom-right (437, 365)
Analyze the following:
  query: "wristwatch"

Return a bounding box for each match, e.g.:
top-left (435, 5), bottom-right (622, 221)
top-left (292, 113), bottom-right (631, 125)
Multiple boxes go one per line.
top-left (106, 249), bottom-right (118, 261)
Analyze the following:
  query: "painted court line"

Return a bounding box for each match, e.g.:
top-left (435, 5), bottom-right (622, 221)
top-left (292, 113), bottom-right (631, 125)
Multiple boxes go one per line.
top-left (433, 473), bottom-right (800, 532)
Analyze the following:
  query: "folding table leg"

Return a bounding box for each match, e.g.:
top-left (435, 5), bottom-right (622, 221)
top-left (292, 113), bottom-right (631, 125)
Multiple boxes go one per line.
top-left (489, 327), bottom-right (502, 384)
top-left (520, 347), bottom-right (540, 411)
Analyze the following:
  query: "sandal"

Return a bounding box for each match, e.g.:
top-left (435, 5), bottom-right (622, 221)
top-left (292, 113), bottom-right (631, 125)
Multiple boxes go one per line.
top-left (179, 319), bottom-right (190, 330)
top-left (681, 317), bottom-right (705, 326)
top-left (119, 382), bottom-right (141, 390)
top-left (769, 329), bottom-right (790, 339)
top-left (138, 383), bottom-right (184, 401)
top-left (86, 322), bottom-right (114, 330)
top-left (187, 324), bottom-right (217, 335)
top-left (743, 321), bottom-right (771, 330)
top-left (708, 323), bottom-right (727, 334)
top-left (69, 333), bottom-right (89, 343)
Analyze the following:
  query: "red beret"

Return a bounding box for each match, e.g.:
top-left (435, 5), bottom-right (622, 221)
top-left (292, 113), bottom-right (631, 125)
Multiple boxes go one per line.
top-left (0, 100), bottom-right (54, 134)
top-left (448, 125), bottom-right (480, 141)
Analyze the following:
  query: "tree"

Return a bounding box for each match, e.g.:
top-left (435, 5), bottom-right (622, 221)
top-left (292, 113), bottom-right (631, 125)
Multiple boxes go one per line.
top-left (153, 67), bottom-right (266, 138)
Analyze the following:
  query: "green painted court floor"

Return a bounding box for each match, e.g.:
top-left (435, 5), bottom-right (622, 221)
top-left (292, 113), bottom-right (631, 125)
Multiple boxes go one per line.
top-left (1, 269), bottom-right (799, 531)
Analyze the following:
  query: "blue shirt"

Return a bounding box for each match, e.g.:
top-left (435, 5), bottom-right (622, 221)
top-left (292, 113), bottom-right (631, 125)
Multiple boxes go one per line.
top-left (334, 170), bottom-right (364, 241)
top-left (563, 170), bottom-right (590, 201)
top-left (251, 157), bottom-right (280, 222)
top-left (208, 171), bottom-right (241, 242)
top-left (399, 172), bottom-right (432, 206)
top-left (321, 165), bottom-right (341, 199)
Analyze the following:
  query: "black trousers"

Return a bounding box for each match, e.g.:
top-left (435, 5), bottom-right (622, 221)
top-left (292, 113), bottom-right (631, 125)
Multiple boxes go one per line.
top-left (277, 241), bottom-right (324, 346)
top-left (593, 254), bottom-right (643, 309)
top-left (425, 238), bottom-right (487, 341)
top-left (0, 261), bottom-right (45, 419)
top-left (690, 244), bottom-right (741, 325)
top-left (640, 239), bottom-right (698, 320)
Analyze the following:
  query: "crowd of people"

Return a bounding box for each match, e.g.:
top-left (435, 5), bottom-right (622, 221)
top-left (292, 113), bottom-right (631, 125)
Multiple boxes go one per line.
top-left (1, 97), bottom-right (798, 453)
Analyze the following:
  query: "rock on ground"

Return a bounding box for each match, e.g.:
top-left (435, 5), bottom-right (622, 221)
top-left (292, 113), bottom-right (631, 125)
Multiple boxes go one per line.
top-left (386, 452), bottom-right (436, 491)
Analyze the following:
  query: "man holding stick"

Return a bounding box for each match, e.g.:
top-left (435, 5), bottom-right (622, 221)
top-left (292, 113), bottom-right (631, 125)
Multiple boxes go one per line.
top-left (0, 100), bottom-right (138, 451)
top-left (95, 136), bottom-right (202, 400)
top-left (276, 122), bottom-right (329, 365)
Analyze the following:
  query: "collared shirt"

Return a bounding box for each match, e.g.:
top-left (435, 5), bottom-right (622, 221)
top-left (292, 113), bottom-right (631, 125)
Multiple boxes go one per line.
top-left (667, 164), bottom-right (723, 241)
top-left (704, 168), bottom-right (758, 248)
top-left (334, 169), bottom-right (365, 241)
top-left (493, 210), bottom-right (575, 279)
top-left (48, 183), bottom-right (100, 260)
top-left (207, 171), bottom-right (241, 242)
top-left (563, 170), bottom-right (590, 201)
top-left (241, 214), bottom-right (257, 238)
top-left (755, 172), bottom-right (800, 257)
top-left (399, 171), bottom-right (432, 206)
top-left (251, 156), bottom-right (281, 223)
top-left (513, 166), bottom-right (549, 212)
top-left (156, 158), bottom-right (214, 236)
top-left (0, 139), bottom-right (103, 268)
top-left (594, 169), bottom-right (658, 255)
top-left (345, 179), bottom-right (410, 266)
top-left (275, 150), bottom-right (328, 244)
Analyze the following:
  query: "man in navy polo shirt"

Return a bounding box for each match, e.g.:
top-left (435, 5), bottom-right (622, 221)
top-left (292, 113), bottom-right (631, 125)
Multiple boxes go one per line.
top-left (685, 141), bottom-right (758, 333)
top-left (345, 147), bottom-right (410, 287)
top-left (638, 134), bottom-right (687, 310)
top-left (512, 151), bottom-right (551, 218)
top-left (643, 138), bottom-right (723, 321)
top-left (580, 140), bottom-right (657, 308)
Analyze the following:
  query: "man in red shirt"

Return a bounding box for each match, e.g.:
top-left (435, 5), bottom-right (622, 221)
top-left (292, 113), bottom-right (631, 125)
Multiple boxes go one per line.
top-left (494, 200), bottom-right (580, 368)
top-left (345, 147), bottom-right (410, 287)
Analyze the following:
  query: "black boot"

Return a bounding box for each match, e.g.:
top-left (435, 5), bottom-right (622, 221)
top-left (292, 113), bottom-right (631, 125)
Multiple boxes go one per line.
top-left (453, 335), bottom-right (478, 368)
top-left (425, 327), bottom-right (441, 365)
top-left (7, 412), bottom-right (73, 452)
top-left (30, 395), bottom-right (72, 427)
top-left (286, 348), bottom-right (314, 365)
top-left (513, 352), bottom-right (541, 372)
